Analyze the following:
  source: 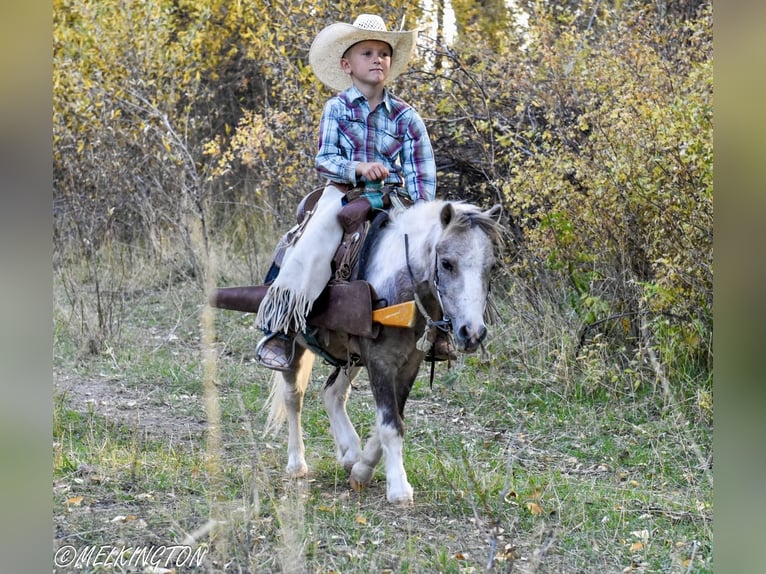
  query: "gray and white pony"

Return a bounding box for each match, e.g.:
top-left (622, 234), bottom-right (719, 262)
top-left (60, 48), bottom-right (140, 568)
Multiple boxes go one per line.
top-left (264, 199), bottom-right (504, 504)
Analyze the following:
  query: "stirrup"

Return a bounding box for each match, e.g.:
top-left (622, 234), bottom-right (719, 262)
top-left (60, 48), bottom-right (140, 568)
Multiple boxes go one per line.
top-left (255, 332), bottom-right (296, 371)
top-left (427, 336), bottom-right (458, 362)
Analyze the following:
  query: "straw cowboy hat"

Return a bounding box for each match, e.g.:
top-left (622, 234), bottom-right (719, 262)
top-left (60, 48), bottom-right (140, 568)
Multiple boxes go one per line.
top-left (309, 14), bottom-right (418, 92)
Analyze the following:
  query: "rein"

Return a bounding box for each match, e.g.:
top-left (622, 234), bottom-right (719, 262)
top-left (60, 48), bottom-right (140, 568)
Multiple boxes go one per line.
top-left (404, 234), bottom-right (454, 386)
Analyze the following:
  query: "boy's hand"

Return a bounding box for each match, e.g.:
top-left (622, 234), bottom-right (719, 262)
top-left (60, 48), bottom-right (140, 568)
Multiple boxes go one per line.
top-left (356, 162), bottom-right (389, 183)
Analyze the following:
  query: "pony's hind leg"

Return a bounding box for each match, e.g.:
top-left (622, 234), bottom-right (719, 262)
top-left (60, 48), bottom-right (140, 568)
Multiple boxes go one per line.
top-left (322, 366), bottom-right (362, 472)
top-left (349, 424), bottom-right (382, 492)
top-left (276, 347), bottom-right (315, 477)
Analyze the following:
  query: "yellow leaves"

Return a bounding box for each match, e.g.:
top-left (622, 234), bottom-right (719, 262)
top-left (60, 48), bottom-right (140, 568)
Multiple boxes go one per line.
top-left (518, 486), bottom-right (546, 516)
top-left (354, 514), bottom-right (367, 525)
top-left (111, 514), bottom-right (148, 528)
top-left (626, 529), bottom-right (649, 553)
top-left (65, 495), bottom-right (84, 507)
top-left (495, 4), bottom-right (712, 351)
top-left (201, 136), bottom-right (222, 159)
top-left (212, 109), bottom-right (294, 173)
top-left (697, 389), bottom-right (713, 416)
top-left (504, 483), bottom-right (552, 517)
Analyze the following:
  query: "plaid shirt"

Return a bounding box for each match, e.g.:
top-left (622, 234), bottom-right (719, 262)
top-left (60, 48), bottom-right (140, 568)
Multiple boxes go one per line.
top-left (315, 85), bottom-right (436, 202)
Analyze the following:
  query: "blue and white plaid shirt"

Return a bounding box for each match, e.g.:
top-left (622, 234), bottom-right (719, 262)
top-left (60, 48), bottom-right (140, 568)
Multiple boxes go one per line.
top-left (315, 85), bottom-right (436, 202)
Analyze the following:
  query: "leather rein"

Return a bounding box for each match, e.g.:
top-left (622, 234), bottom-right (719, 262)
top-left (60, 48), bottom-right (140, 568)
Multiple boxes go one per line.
top-left (404, 233), bottom-right (454, 387)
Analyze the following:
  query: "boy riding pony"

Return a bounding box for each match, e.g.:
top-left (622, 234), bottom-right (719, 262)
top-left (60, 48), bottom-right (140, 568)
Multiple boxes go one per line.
top-left (255, 14), bottom-right (437, 370)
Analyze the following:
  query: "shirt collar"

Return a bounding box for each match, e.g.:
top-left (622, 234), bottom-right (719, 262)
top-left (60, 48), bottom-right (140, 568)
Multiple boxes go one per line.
top-left (344, 85), bottom-right (393, 115)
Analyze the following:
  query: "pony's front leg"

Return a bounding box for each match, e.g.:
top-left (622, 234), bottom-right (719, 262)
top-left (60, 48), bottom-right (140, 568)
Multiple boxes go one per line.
top-left (322, 366), bottom-right (362, 471)
top-left (350, 410), bottom-right (413, 504)
top-left (377, 411), bottom-right (414, 505)
top-left (349, 407), bottom-right (413, 504)
top-left (377, 355), bottom-right (422, 504)
top-left (281, 348), bottom-right (314, 477)
top-left (350, 354), bottom-right (420, 505)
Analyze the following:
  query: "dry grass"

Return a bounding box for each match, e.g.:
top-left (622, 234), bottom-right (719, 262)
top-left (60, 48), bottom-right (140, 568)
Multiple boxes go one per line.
top-left (52, 239), bottom-right (712, 573)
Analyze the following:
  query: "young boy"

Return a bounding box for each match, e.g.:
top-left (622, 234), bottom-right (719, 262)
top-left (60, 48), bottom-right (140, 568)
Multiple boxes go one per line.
top-left (255, 14), bottom-right (437, 370)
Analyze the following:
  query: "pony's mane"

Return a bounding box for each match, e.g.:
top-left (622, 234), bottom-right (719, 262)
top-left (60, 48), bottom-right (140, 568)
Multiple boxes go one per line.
top-left (442, 203), bottom-right (505, 249)
top-left (390, 200), bottom-right (501, 240)
top-left (387, 199), bottom-right (444, 231)
top-left (386, 199), bottom-right (504, 248)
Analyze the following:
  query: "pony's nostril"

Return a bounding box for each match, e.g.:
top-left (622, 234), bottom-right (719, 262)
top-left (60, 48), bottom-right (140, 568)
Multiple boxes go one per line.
top-left (458, 324), bottom-right (487, 346)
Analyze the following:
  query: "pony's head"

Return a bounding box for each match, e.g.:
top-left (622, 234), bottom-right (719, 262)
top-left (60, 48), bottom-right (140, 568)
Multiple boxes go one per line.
top-left (433, 202), bottom-right (504, 353)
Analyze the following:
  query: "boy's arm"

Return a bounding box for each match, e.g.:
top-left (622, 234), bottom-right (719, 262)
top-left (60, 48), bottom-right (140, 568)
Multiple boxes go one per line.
top-left (401, 112), bottom-right (437, 202)
top-left (315, 101), bottom-right (358, 185)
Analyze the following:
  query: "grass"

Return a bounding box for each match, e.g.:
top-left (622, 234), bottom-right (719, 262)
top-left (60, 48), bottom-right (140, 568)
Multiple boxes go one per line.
top-left (52, 250), bottom-right (712, 573)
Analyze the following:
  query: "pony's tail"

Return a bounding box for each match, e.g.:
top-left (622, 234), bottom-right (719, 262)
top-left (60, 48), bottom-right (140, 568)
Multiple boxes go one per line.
top-left (263, 371), bottom-right (286, 436)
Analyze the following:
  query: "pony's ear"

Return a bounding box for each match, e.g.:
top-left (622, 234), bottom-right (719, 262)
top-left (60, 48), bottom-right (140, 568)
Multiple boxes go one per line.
top-left (485, 204), bottom-right (503, 222)
top-left (440, 203), bottom-right (455, 228)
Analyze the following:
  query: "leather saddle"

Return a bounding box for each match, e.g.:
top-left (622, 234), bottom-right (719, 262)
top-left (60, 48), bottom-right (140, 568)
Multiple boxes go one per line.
top-left (268, 184), bottom-right (411, 283)
top-left (211, 185), bottom-right (411, 339)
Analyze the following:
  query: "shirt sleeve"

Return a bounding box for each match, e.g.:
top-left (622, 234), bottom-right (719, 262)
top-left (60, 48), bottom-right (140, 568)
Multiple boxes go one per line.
top-left (401, 111), bottom-right (437, 202)
top-left (315, 98), bottom-right (357, 185)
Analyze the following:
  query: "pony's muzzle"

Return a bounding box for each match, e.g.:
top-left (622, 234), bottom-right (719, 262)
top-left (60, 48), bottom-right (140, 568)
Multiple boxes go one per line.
top-left (456, 323), bottom-right (487, 353)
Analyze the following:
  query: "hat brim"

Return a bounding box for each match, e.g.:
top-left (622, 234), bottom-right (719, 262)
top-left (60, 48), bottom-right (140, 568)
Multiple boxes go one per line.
top-left (309, 22), bottom-right (417, 92)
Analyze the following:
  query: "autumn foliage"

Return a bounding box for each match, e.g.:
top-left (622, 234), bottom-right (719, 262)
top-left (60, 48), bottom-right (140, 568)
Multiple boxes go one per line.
top-left (54, 0), bottom-right (712, 373)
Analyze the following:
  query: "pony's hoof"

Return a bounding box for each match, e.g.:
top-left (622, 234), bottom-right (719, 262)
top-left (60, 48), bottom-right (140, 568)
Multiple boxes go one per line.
top-left (349, 461), bottom-right (374, 487)
top-left (341, 450), bottom-right (361, 473)
top-left (387, 492), bottom-right (414, 506)
top-left (349, 477), bottom-right (365, 493)
top-left (286, 462), bottom-right (308, 478)
top-left (386, 480), bottom-right (414, 505)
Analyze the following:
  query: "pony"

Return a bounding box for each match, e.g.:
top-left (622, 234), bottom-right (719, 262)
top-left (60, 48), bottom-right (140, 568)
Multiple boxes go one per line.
top-left (264, 199), bottom-right (504, 504)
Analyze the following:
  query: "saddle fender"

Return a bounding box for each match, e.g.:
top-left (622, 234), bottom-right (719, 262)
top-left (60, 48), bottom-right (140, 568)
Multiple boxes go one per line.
top-left (210, 280), bottom-right (380, 339)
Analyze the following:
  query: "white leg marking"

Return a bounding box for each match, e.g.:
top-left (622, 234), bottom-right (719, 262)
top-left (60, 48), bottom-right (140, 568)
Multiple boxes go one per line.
top-left (378, 418), bottom-right (413, 505)
top-left (322, 367), bottom-right (362, 471)
top-left (282, 353), bottom-right (313, 477)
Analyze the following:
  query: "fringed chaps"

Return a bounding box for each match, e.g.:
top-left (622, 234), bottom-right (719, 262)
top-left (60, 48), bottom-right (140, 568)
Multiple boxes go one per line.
top-left (255, 183), bottom-right (345, 334)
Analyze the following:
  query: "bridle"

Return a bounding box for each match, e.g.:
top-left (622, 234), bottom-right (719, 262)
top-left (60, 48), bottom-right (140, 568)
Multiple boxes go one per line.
top-left (404, 231), bottom-right (493, 379)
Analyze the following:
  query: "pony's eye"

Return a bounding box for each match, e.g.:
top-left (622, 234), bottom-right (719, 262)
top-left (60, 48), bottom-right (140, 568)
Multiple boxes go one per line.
top-left (441, 259), bottom-right (454, 272)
